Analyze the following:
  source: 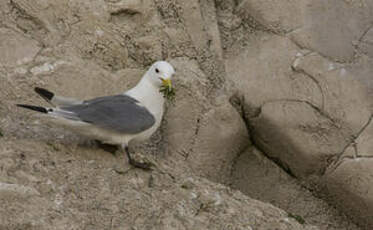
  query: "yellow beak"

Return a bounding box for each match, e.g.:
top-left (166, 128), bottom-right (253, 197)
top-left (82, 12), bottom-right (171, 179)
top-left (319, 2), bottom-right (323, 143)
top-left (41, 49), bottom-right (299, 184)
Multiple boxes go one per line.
top-left (161, 78), bottom-right (172, 89)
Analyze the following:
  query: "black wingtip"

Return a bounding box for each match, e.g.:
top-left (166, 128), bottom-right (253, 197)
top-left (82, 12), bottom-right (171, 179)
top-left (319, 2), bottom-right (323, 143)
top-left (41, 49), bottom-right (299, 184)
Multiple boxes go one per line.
top-left (34, 87), bottom-right (54, 101)
top-left (16, 104), bottom-right (49, 113)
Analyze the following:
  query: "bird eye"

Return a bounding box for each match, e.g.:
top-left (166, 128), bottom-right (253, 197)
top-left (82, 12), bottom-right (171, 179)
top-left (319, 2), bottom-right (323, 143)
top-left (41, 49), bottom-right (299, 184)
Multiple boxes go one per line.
top-left (155, 68), bottom-right (160, 73)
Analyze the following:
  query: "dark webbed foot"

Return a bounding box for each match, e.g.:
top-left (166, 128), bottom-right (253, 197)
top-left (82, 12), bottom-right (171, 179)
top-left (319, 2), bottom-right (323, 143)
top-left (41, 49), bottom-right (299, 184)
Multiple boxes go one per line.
top-left (124, 146), bottom-right (152, 170)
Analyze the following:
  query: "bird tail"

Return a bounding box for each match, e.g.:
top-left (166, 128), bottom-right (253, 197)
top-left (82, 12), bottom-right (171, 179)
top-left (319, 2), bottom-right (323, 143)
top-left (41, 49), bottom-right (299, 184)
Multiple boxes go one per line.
top-left (17, 104), bottom-right (81, 122)
top-left (34, 87), bottom-right (54, 103)
top-left (34, 87), bottom-right (82, 107)
top-left (16, 104), bottom-right (50, 113)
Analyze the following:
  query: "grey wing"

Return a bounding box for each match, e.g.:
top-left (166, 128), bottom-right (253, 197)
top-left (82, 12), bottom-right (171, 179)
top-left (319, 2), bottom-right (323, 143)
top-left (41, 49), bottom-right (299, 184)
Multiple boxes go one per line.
top-left (61, 95), bottom-right (156, 134)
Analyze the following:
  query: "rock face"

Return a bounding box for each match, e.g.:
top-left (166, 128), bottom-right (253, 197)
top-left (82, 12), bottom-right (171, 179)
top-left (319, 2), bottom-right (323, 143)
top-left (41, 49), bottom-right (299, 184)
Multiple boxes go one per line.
top-left (218, 0), bottom-right (373, 228)
top-left (289, 0), bottom-right (373, 62)
top-left (0, 28), bottom-right (41, 67)
top-left (231, 147), bottom-right (361, 230)
top-left (0, 139), bottom-right (316, 230)
top-left (1, 0), bottom-right (372, 229)
top-left (322, 117), bottom-right (373, 227)
top-left (165, 58), bottom-right (249, 183)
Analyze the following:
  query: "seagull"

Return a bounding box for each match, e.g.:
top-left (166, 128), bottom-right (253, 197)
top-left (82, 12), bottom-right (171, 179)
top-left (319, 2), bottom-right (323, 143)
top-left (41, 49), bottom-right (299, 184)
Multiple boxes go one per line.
top-left (17, 61), bottom-right (175, 169)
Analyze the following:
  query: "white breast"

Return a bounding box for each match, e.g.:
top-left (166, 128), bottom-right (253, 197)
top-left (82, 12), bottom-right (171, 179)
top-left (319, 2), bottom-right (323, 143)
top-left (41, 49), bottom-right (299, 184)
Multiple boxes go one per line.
top-left (124, 78), bottom-right (165, 144)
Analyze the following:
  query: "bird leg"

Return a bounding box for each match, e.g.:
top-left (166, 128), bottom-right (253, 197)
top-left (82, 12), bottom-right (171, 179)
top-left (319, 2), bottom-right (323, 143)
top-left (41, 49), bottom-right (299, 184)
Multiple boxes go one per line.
top-left (123, 145), bottom-right (151, 170)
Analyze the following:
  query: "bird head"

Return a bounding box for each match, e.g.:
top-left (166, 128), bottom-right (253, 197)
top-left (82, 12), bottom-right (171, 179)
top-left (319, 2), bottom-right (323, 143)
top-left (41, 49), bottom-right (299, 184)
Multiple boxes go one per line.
top-left (146, 61), bottom-right (176, 101)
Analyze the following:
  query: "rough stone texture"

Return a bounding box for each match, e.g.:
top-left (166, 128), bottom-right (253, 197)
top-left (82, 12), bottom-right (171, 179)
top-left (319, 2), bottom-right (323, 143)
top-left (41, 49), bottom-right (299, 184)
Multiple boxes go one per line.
top-left (189, 101), bottom-right (249, 183)
top-left (165, 58), bottom-right (249, 183)
top-left (0, 28), bottom-right (41, 67)
top-left (292, 53), bottom-right (372, 133)
top-left (289, 0), bottom-right (373, 62)
top-left (347, 56), bottom-right (373, 108)
top-left (321, 116), bottom-right (373, 228)
top-left (236, 0), bottom-right (304, 33)
top-left (225, 34), bottom-right (365, 179)
top-left (217, 0), bottom-right (373, 228)
top-left (0, 139), bottom-right (317, 230)
top-left (232, 147), bottom-right (361, 230)
top-left (225, 34), bottom-right (323, 114)
top-left (1, 0), bottom-right (303, 229)
top-left (352, 117), bottom-right (373, 158)
top-left (1, 0), bottom-right (373, 229)
top-left (359, 27), bottom-right (373, 58)
top-left (251, 100), bottom-right (350, 178)
top-left (323, 159), bottom-right (373, 229)
top-left (237, 0), bottom-right (373, 61)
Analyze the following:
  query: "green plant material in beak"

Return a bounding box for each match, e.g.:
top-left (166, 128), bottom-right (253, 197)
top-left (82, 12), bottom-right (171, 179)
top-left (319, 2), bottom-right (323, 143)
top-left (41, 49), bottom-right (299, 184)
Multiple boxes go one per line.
top-left (159, 79), bottom-right (176, 102)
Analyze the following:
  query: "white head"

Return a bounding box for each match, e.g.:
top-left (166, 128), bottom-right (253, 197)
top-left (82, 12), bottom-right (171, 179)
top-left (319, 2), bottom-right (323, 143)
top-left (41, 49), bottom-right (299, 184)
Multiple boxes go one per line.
top-left (145, 61), bottom-right (175, 88)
